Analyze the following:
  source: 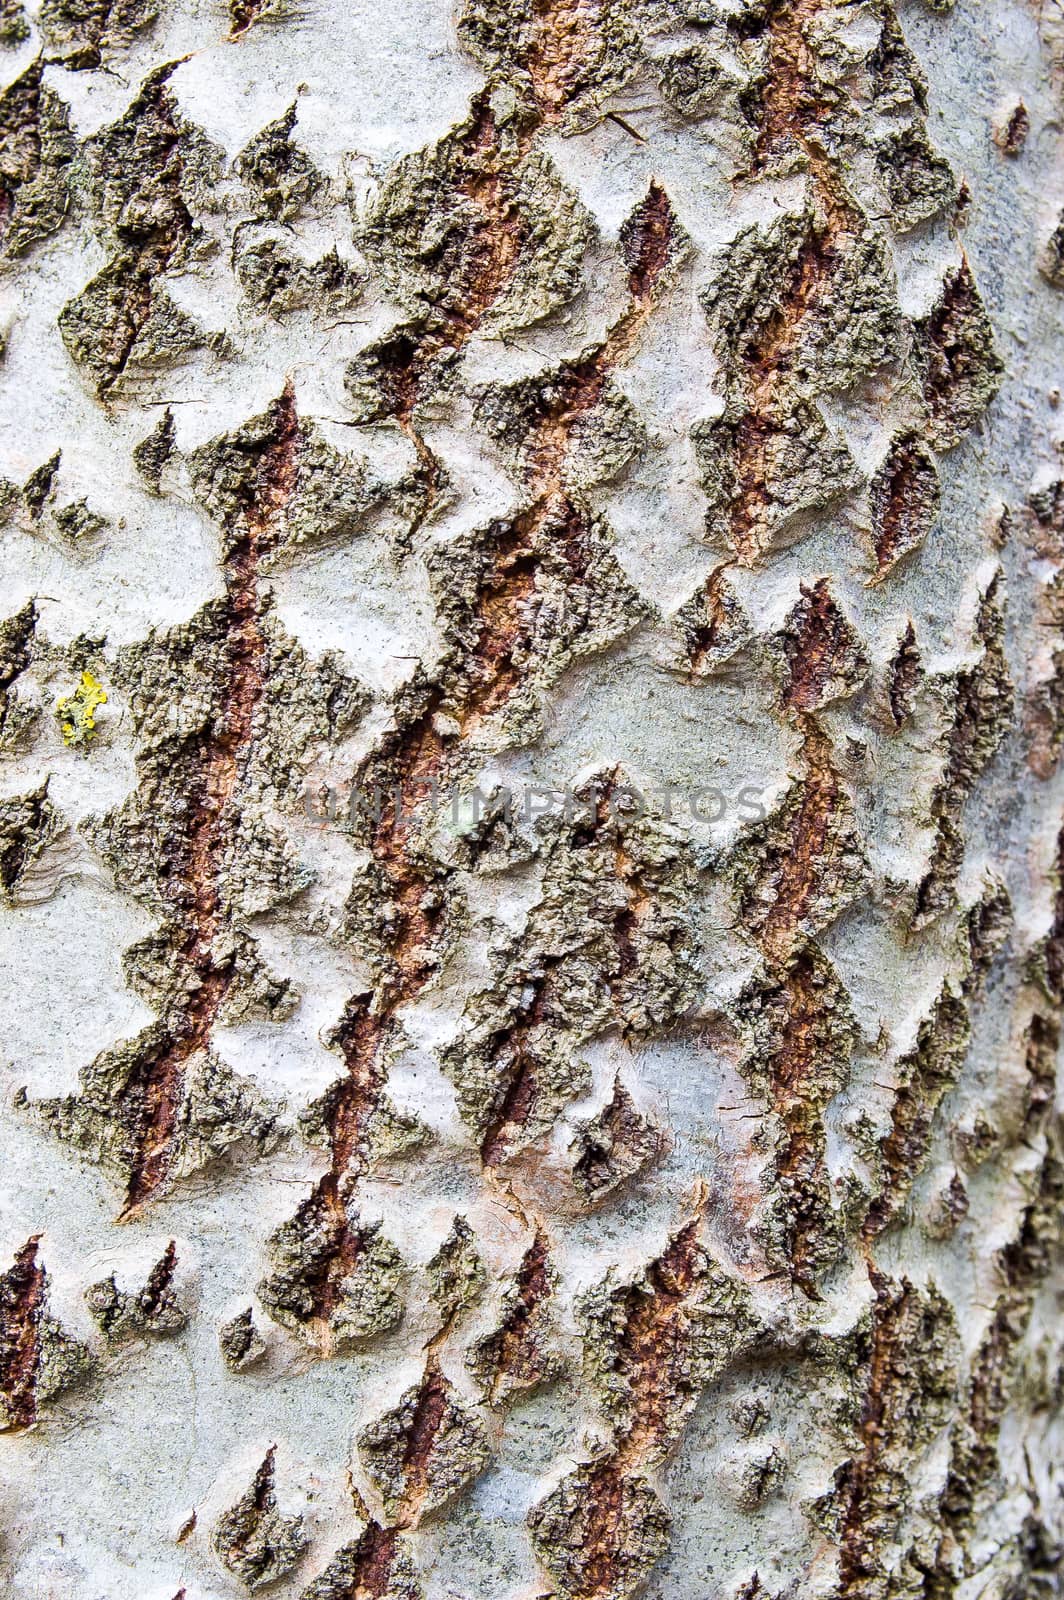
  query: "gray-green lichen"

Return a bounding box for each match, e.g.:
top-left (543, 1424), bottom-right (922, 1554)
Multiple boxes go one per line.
top-left (867, 2), bottom-right (931, 114)
top-left (0, 0), bottom-right (29, 46)
top-left (297, 1076), bottom-right (429, 1167)
top-left (933, 1150), bottom-right (1064, 1584)
top-left (467, 1232), bottom-right (557, 1402)
top-left (816, 1276), bottom-right (961, 1597)
top-left (32, 1314), bottom-right (96, 1411)
top-left (695, 400), bottom-right (860, 557)
top-left (53, 497), bottom-right (109, 548)
top-left (654, 39), bottom-right (749, 140)
top-left (81, 598), bottom-right (351, 936)
top-left (731, 943), bottom-right (860, 1288)
top-left (960, 876), bottom-right (1013, 995)
top-left (701, 204), bottom-right (902, 402)
top-left (122, 924), bottom-right (296, 1022)
top-left (21, 452), bottom-right (62, 520)
top-left (12, 451), bottom-right (110, 550)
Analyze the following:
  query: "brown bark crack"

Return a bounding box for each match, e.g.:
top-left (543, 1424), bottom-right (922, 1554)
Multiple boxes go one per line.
top-left (0, 1236), bottom-right (45, 1431)
top-left (123, 385), bottom-right (297, 1212)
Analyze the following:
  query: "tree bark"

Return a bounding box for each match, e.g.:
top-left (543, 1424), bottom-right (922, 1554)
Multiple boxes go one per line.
top-left (0, 1), bottom-right (1062, 1597)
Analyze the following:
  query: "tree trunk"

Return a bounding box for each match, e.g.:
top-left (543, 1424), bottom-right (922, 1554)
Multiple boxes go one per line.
top-left (0, 0), bottom-right (1062, 1596)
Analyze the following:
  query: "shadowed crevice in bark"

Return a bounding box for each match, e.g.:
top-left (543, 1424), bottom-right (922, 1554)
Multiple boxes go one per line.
top-left (394, 1363), bottom-right (449, 1523)
top-left (229, 0), bottom-right (267, 39)
top-left (361, 89), bottom-right (530, 530)
top-left (34, 385), bottom-right (311, 1213)
top-left (779, 579), bottom-right (868, 715)
top-left (0, 62), bottom-right (75, 259)
top-left (356, 1359), bottom-right (489, 1533)
top-left (913, 575), bottom-right (1012, 929)
top-left (692, 0), bottom-right (999, 1306)
top-left (740, 725), bottom-right (860, 964)
top-left (1030, 814), bottom-right (1064, 1005)
top-left (570, 1079), bottom-right (662, 1203)
top-left (41, 0), bottom-right (158, 69)
top-left (914, 259), bottom-right (1004, 452)
top-left (887, 621), bottom-right (922, 728)
top-left (478, 965), bottom-right (557, 1168)
top-left (285, 180), bottom-right (680, 1325)
top-left (684, 566), bottom-right (753, 677)
top-left (298, 1521), bottom-right (403, 1600)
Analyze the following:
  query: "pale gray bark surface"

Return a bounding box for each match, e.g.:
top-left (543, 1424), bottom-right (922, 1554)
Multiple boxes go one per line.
top-left (0, 2), bottom-right (1062, 1599)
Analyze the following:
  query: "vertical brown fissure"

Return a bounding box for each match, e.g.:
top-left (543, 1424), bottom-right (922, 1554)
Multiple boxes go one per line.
top-left (123, 385), bottom-right (298, 1213)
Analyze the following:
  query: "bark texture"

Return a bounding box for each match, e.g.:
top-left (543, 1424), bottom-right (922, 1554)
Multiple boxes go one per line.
top-left (0, 1), bottom-right (1062, 1597)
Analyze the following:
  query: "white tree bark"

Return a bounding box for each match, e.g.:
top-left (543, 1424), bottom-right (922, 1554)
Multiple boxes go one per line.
top-left (0, 1), bottom-right (1062, 1597)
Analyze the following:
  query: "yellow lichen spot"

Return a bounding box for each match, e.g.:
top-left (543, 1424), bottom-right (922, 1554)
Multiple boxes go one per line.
top-left (57, 670), bottom-right (107, 747)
